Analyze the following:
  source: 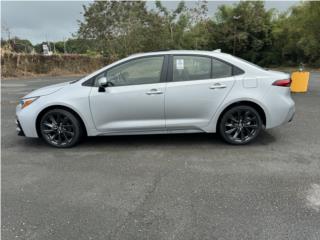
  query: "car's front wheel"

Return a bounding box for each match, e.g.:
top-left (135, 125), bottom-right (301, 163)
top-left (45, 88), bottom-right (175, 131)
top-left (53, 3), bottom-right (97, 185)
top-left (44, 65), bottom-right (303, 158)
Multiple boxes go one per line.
top-left (39, 109), bottom-right (83, 148)
top-left (219, 105), bottom-right (262, 145)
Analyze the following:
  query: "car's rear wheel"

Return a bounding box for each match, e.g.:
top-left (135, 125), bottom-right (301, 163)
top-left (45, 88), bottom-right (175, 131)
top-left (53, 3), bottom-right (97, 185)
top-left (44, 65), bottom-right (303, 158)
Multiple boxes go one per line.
top-left (39, 109), bottom-right (82, 148)
top-left (219, 105), bottom-right (262, 145)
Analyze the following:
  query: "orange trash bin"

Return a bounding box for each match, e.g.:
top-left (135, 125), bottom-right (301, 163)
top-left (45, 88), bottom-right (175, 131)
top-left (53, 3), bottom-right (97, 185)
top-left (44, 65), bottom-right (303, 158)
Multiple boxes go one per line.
top-left (291, 71), bottom-right (310, 92)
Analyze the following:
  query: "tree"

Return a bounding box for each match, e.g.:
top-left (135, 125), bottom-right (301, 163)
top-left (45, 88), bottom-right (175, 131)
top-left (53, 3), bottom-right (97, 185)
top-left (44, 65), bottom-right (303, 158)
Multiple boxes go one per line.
top-left (211, 2), bottom-right (274, 64)
top-left (183, 1), bottom-right (211, 50)
top-left (155, 0), bottom-right (190, 49)
top-left (1, 1), bottom-right (319, 67)
top-left (77, 1), bottom-right (155, 58)
top-left (272, 2), bottom-right (320, 66)
top-left (2, 37), bottom-right (34, 53)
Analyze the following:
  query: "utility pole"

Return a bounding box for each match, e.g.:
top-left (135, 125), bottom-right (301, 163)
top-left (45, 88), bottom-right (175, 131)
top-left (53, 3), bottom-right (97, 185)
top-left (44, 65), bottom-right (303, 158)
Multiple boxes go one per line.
top-left (233, 15), bottom-right (241, 55)
top-left (1, 22), bottom-right (11, 41)
top-left (45, 34), bottom-right (50, 52)
top-left (63, 38), bottom-right (67, 54)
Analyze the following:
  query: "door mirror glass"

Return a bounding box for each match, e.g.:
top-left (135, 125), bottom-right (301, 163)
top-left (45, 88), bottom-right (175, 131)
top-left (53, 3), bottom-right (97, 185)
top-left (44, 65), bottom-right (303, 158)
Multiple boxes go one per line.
top-left (97, 76), bottom-right (108, 88)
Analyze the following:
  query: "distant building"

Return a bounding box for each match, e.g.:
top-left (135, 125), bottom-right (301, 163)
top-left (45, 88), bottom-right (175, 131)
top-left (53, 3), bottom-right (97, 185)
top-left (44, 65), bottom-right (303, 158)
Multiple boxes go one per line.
top-left (42, 44), bottom-right (52, 56)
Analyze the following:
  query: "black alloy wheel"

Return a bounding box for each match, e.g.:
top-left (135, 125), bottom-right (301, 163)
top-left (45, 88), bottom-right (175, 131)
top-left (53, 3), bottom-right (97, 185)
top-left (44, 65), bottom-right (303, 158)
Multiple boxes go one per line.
top-left (39, 109), bottom-right (82, 148)
top-left (219, 105), bottom-right (262, 144)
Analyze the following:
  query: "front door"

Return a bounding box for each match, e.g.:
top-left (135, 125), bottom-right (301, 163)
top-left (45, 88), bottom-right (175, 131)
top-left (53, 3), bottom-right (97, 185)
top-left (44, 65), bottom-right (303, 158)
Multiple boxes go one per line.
top-left (89, 55), bottom-right (167, 133)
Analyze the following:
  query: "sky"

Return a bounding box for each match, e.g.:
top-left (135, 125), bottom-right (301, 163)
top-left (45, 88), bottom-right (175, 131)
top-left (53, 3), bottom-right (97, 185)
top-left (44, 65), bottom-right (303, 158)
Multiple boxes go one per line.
top-left (1, 1), bottom-right (300, 45)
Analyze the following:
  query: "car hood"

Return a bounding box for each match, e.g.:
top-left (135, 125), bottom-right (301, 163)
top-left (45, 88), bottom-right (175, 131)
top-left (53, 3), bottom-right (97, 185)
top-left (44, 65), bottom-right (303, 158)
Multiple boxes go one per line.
top-left (23, 82), bottom-right (69, 98)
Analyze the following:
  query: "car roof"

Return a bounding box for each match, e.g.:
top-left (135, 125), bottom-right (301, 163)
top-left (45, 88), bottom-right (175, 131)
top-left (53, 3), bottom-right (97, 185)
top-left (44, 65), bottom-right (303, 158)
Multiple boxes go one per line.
top-left (129, 50), bottom-right (229, 58)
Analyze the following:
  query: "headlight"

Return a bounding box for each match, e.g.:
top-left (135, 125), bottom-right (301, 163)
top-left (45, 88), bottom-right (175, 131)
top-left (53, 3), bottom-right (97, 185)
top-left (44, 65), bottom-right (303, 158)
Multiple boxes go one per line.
top-left (19, 97), bottom-right (39, 109)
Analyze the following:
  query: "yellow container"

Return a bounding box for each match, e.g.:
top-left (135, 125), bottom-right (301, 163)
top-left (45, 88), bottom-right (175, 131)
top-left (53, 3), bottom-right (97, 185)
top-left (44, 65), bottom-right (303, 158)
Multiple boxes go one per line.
top-left (291, 71), bottom-right (310, 92)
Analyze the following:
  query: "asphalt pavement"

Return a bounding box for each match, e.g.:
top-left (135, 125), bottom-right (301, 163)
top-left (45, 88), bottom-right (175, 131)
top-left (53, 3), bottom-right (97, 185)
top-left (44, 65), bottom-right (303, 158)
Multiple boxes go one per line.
top-left (2, 73), bottom-right (320, 240)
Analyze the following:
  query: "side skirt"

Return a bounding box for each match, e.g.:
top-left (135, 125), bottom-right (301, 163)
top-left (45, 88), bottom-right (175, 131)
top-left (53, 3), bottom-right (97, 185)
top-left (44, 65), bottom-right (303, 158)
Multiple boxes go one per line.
top-left (96, 128), bottom-right (205, 136)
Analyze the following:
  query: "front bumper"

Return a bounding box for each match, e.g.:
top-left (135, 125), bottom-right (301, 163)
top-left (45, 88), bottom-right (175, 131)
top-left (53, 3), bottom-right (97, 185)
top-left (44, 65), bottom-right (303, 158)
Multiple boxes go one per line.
top-left (15, 119), bottom-right (25, 136)
top-left (16, 102), bottom-right (39, 138)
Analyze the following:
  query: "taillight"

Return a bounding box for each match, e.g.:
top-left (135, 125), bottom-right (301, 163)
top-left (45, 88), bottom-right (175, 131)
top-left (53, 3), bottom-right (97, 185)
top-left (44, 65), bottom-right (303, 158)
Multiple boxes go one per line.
top-left (272, 79), bottom-right (292, 87)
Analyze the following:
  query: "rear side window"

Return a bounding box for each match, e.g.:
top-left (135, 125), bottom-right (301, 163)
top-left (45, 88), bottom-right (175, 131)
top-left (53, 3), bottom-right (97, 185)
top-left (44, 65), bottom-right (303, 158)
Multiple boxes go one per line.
top-left (173, 56), bottom-right (211, 82)
top-left (212, 59), bottom-right (233, 78)
top-left (233, 66), bottom-right (245, 75)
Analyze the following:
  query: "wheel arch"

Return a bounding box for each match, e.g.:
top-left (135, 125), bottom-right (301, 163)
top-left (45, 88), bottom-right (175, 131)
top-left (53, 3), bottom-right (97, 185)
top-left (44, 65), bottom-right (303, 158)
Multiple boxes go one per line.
top-left (35, 105), bottom-right (88, 138)
top-left (216, 100), bottom-right (267, 132)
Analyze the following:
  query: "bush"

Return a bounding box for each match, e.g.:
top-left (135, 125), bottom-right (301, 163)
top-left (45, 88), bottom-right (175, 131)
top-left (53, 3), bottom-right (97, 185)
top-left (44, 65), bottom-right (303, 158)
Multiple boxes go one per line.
top-left (1, 52), bottom-right (111, 78)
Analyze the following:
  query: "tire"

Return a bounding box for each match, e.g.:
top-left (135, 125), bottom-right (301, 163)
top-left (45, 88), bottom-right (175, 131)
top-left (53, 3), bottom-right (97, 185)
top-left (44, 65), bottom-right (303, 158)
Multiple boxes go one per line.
top-left (219, 105), bottom-right (262, 145)
top-left (39, 109), bottom-right (83, 148)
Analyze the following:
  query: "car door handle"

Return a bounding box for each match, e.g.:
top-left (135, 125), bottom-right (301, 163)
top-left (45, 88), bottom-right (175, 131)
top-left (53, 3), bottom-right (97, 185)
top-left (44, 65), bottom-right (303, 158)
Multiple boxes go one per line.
top-left (209, 83), bottom-right (227, 89)
top-left (146, 89), bottom-right (163, 95)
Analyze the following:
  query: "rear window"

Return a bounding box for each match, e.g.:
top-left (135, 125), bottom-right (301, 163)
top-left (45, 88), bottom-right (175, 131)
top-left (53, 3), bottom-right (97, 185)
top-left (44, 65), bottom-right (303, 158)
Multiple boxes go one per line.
top-left (212, 59), bottom-right (233, 78)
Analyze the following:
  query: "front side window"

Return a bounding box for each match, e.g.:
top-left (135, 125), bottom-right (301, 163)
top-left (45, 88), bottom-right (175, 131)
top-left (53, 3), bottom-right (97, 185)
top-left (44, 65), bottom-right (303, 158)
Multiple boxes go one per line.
top-left (173, 56), bottom-right (211, 82)
top-left (212, 59), bottom-right (233, 78)
top-left (104, 56), bottom-right (164, 86)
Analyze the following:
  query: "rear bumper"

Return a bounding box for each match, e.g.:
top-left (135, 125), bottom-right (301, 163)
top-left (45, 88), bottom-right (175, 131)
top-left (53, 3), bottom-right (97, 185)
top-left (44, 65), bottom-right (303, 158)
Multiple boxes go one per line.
top-left (287, 107), bottom-right (295, 123)
top-left (280, 97), bottom-right (295, 125)
top-left (15, 119), bottom-right (25, 136)
top-left (264, 86), bottom-right (296, 129)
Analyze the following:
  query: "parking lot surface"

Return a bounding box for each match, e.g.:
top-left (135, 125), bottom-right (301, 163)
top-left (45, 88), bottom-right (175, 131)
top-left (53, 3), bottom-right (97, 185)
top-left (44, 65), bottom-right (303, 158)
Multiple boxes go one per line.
top-left (2, 73), bottom-right (320, 240)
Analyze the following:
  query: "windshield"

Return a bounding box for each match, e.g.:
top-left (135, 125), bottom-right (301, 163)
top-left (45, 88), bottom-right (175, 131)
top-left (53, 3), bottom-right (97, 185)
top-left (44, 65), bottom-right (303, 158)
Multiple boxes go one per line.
top-left (69, 77), bottom-right (85, 84)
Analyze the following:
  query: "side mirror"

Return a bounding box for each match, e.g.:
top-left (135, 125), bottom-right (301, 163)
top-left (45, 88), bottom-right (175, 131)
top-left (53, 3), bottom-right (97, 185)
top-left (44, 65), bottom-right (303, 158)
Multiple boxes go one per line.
top-left (98, 77), bottom-right (107, 92)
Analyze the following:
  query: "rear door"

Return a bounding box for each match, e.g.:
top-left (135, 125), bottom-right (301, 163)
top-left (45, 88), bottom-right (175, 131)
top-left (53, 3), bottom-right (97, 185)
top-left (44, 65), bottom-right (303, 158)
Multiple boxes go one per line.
top-left (165, 55), bottom-right (235, 130)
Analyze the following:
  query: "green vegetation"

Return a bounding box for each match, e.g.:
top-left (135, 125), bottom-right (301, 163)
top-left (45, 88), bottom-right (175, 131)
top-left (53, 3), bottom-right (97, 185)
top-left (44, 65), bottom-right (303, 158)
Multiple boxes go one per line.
top-left (1, 37), bottom-right (34, 53)
top-left (2, 1), bottom-right (319, 67)
top-left (75, 1), bottom-right (320, 67)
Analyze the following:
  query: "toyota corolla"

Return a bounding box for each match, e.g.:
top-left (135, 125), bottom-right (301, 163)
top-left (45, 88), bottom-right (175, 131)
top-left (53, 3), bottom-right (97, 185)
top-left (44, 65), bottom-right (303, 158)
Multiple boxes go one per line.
top-left (16, 50), bottom-right (295, 147)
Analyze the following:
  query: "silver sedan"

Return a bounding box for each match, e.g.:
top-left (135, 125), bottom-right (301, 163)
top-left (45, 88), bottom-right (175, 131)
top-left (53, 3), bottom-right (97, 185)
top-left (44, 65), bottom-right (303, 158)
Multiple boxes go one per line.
top-left (16, 50), bottom-right (295, 147)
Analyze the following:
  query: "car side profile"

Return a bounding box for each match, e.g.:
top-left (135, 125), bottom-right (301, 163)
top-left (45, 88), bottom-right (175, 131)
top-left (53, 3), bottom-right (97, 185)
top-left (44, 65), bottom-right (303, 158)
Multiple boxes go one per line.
top-left (16, 50), bottom-right (295, 148)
